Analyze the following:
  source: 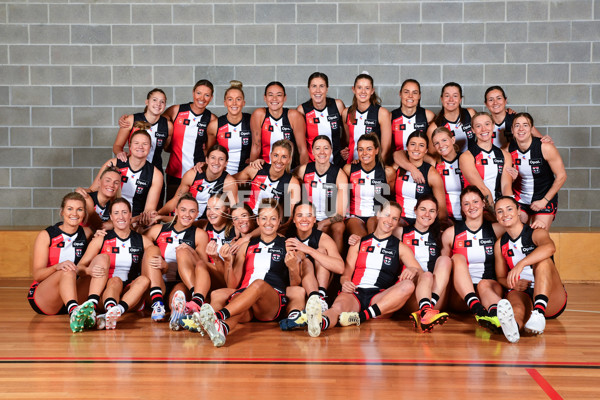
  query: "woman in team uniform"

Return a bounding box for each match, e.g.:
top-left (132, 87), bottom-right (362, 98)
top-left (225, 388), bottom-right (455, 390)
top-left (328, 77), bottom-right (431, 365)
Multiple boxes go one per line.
top-left (396, 195), bottom-right (452, 332)
top-left (304, 202), bottom-right (421, 337)
top-left (483, 86), bottom-right (545, 150)
top-left (344, 133), bottom-right (396, 238)
top-left (89, 130), bottom-right (163, 220)
top-left (206, 81), bottom-right (252, 176)
top-left (441, 186), bottom-right (505, 332)
top-left (426, 82), bottom-right (476, 154)
top-left (156, 145), bottom-right (237, 220)
top-left (394, 130), bottom-right (447, 226)
top-left (114, 89), bottom-right (173, 174)
top-left (78, 165), bottom-right (121, 231)
top-left (235, 139), bottom-right (301, 220)
top-left (196, 200), bottom-right (301, 347)
top-left (493, 196), bottom-right (567, 343)
top-left (160, 80), bottom-right (216, 199)
top-left (509, 113), bottom-right (566, 230)
top-left (250, 81), bottom-right (308, 167)
top-left (143, 194), bottom-right (210, 330)
top-left (279, 203), bottom-right (345, 331)
top-left (297, 72), bottom-right (347, 166)
top-left (75, 199), bottom-right (153, 330)
top-left (431, 127), bottom-right (465, 222)
top-left (460, 112), bottom-right (513, 208)
top-left (391, 79), bottom-right (436, 184)
top-left (27, 193), bottom-right (93, 322)
top-left (295, 135), bottom-right (348, 253)
top-left (342, 73), bottom-right (392, 164)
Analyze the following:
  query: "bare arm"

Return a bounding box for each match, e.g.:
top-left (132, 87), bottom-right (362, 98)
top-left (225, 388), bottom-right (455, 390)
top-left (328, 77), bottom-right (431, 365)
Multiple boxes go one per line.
top-left (459, 151), bottom-right (494, 206)
top-left (393, 150), bottom-right (425, 184)
top-left (441, 226), bottom-right (455, 257)
top-left (113, 115), bottom-right (134, 157)
top-left (289, 109), bottom-right (309, 165)
top-left (378, 107), bottom-right (392, 165)
top-left (249, 108), bottom-right (266, 162)
top-left (162, 104), bottom-right (180, 123)
top-left (428, 167), bottom-right (448, 221)
top-left (89, 158), bottom-right (119, 193)
top-left (529, 142), bottom-right (567, 212)
top-left (500, 149), bottom-right (514, 197)
top-left (205, 118), bottom-right (218, 153)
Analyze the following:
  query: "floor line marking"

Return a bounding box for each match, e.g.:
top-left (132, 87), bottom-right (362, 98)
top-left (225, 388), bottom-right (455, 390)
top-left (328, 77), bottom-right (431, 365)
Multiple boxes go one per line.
top-left (527, 368), bottom-right (564, 400)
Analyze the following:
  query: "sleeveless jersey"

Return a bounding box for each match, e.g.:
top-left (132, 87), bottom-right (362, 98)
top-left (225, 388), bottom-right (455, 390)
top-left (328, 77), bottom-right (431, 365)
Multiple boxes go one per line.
top-left (100, 230), bottom-right (144, 283)
top-left (116, 158), bottom-right (156, 217)
top-left (260, 108), bottom-right (296, 163)
top-left (346, 104), bottom-right (381, 163)
top-left (45, 224), bottom-right (87, 268)
top-left (438, 111), bottom-right (475, 152)
top-left (352, 234), bottom-right (402, 290)
top-left (89, 191), bottom-right (110, 222)
top-left (492, 113), bottom-right (515, 149)
top-left (402, 225), bottom-right (439, 273)
top-left (395, 162), bottom-right (433, 219)
top-left (435, 154), bottom-right (464, 220)
top-left (246, 164), bottom-right (292, 215)
top-left (509, 137), bottom-right (555, 205)
top-left (302, 162), bottom-right (339, 221)
top-left (391, 106), bottom-right (428, 151)
top-left (466, 143), bottom-right (505, 202)
top-left (452, 220), bottom-right (496, 284)
top-left (348, 162), bottom-right (388, 218)
top-left (187, 170), bottom-right (229, 217)
top-left (131, 112), bottom-right (169, 171)
top-left (239, 236), bottom-right (290, 293)
top-left (206, 222), bottom-right (236, 263)
top-left (155, 224), bottom-right (197, 282)
top-left (216, 113), bottom-right (252, 175)
top-left (302, 98), bottom-right (342, 163)
top-left (500, 224), bottom-right (537, 287)
top-left (166, 103), bottom-right (212, 179)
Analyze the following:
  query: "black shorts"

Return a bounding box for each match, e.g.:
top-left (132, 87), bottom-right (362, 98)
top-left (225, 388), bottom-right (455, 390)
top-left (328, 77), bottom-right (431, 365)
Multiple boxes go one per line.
top-left (519, 197), bottom-right (558, 217)
top-left (229, 285), bottom-right (288, 322)
top-left (350, 287), bottom-right (384, 311)
top-left (27, 282), bottom-right (67, 316)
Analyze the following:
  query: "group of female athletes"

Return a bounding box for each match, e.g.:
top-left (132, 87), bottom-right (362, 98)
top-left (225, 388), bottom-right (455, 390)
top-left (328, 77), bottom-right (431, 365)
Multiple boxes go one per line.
top-left (27, 72), bottom-right (568, 347)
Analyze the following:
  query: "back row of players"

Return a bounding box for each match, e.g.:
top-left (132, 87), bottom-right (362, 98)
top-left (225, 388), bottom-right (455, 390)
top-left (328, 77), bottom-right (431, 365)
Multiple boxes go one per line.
top-left (28, 72), bottom-right (567, 347)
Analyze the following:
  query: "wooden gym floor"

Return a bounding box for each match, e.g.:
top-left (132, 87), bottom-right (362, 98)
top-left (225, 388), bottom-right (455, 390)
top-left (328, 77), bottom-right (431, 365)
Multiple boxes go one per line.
top-left (1, 279), bottom-right (599, 399)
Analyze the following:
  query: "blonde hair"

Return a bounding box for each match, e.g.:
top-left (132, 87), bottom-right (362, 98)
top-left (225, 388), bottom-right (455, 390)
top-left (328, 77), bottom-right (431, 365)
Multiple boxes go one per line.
top-left (224, 80), bottom-right (244, 100)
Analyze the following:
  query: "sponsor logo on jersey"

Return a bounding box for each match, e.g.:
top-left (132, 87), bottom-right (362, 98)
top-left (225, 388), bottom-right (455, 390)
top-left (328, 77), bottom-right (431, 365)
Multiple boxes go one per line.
top-left (530, 158), bottom-right (542, 165)
top-left (464, 240), bottom-right (472, 247)
top-left (479, 238), bottom-right (494, 246)
top-left (364, 120), bottom-right (376, 127)
top-left (73, 241), bottom-right (85, 248)
top-left (522, 245), bottom-right (536, 254)
top-left (129, 247), bottom-right (142, 254)
top-left (183, 119), bottom-right (190, 126)
top-left (493, 158), bottom-right (504, 165)
top-left (414, 122), bottom-right (426, 130)
top-left (253, 248), bottom-right (261, 253)
top-left (381, 248), bottom-right (396, 256)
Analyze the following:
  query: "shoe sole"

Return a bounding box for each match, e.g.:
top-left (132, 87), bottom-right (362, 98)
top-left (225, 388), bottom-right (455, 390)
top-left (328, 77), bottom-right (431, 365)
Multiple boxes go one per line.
top-left (199, 306), bottom-right (225, 347)
top-left (169, 293), bottom-right (186, 331)
top-left (306, 295), bottom-right (322, 338)
top-left (338, 313), bottom-right (360, 327)
top-left (476, 316), bottom-right (502, 334)
top-left (498, 300), bottom-right (520, 343)
top-left (70, 302), bottom-right (95, 333)
top-left (192, 312), bottom-right (206, 336)
top-left (105, 309), bottom-right (121, 330)
top-left (421, 313), bottom-right (449, 333)
top-left (409, 312), bottom-right (420, 330)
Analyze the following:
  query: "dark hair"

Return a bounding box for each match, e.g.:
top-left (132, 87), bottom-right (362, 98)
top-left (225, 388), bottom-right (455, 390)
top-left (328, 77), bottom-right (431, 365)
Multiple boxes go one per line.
top-left (435, 82), bottom-right (470, 129)
top-left (494, 195), bottom-right (520, 210)
top-left (286, 202), bottom-right (317, 237)
top-left (193, 79), bottom-right (214, 95)
top-left (406, 130), bottom-right (429, 148)
top-left (414, 194), bottom-right (442, 250)
top-left (308, 72), bottom-right (329, 88)
top-left (108, 197), bottom-right (132, 215)
top-left (312, 134), bottom-right (332, 148)
top-left (206, 144), bottom-right (229, 161)
top-left (484, 86), bottom-right (507, 103)
top-left (224, 80), bottom-right (244, 100)
top-left (264, 81), bottom-right (286, 96)
top-left (357, 133), bottom-right (382, 164)
top-left (459, 185), bottom-right (496, 222)
top-left (143, 88), bottom-right (167, 113)
top-left (400, 78), bottom-right (422, 108)
top-left (207, 194), bottom-right (234, 236)
top-left (348, 73), bottom-right (381, 125)
top-left (512, 112), bottom-right (534, 127)
top-left (130, 129), bottom-right (152, 143)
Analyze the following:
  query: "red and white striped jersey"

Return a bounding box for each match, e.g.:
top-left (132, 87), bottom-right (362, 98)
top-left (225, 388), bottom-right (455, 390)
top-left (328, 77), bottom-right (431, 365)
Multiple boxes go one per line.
top-left (246, 164), bottom-right (292, 215)
top-left (352, 234), bottom-right (402, 290)
top-left (302, 98), bottom-right (342, 163)
top-left (154, 224), bottom-right (197, 282)
top-left (260, 108), bottom-right (295, 163)
top-left (348, 162), bottom-right (388, 218)
top-left (452, 220), bottom-right (496, 284)
top-left (466, 143), bottom-right (505, 202)
top-left (402, 226), bottom-right (438, 273)
top-left (239, 236), bottom-right (289, 293)
top-left (100, 230), bottom-right (144, 282)
top-left (395, 162), bottom-right (433, 219)
top-left (346, 104), bottom-right (381, 163)
top-left (391, 106), bottom-right (428, 151)
top-left (435, 154), bottom-right (464, 220)
top-left (500, 224), bottom-right (536, 286)
top-left (302, 162), bottom-right (339, 221)
top-left (216, 113), bottom-right (252, 175)
top-left (510, 137), bottom-right (555, 206)
top-left (45, 224), bottom-right (87, 268)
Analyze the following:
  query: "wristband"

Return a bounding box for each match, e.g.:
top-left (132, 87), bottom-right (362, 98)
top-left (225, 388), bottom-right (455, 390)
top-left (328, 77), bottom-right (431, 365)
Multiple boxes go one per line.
top-left (543, 196), bottom-right (549, 202)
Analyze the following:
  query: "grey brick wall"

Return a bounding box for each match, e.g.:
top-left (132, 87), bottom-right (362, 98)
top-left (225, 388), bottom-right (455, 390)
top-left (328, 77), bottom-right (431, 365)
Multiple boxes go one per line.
top-left (0, 0), bottom-right (598, 228)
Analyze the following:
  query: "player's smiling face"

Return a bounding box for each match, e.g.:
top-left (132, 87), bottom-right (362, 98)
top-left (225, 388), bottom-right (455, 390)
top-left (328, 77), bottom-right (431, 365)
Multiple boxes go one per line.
top-left (377, 205), bottom-right (401, 233)
top-left (207, 150), bottom-right (227, 175)
top-left (512, 116), bottom-right (533, 143)
top-left (264, 85), bottom-right (286, 112)
top-left (270, 146), bottom-right (291, 173)
top-left (258, 207), bottom-right (280, 236)
top-left (432, 131), bottom-right (456, 158)
top-left (206, 197), bottom-right (226, 226)
top-left (485, 89), bottom-right (506, 115)
top-left (407, 137), bottom-right (427, 162)
top-left (232, 208), bottom-right (252, 234)
top-left (495, 198), bottom-right (519, 227)
top-left (146, 92), bottom-right (167, 116)
top-left (224, 89), bottom-right (245, 116)
top-left (400, 81), bottom-right (421, 110)
top-left (312, 139), bottom-right (332, 164)
top-left (461, 192), bottom-right (484, 221)
top-left (129, 133), bottom-right (151, 159)
top-left (175, 199), bottom-right (199, 228)
top-left (293, 204), bottom-right (316, 233)
top-left (472, 115), bottom-right (494, 144)
top-left (352, 78), bottom-right (374, 107)
top-left (415, 200), bottom-right (437, 230)
top-left (62, 199), bottom-right (86, 228)
top-left (110, 201), bottom-right (131, 230)
top-left (357, 140), bottom-right (378, 165)
top-left (441, 86), bottom-right (461, 112)
top-left (309, 77), bottom-right (328, 106)
top-left (193, 85), bottom-right (213, 111)
top-left (100, 171), bottom-right (121, 199)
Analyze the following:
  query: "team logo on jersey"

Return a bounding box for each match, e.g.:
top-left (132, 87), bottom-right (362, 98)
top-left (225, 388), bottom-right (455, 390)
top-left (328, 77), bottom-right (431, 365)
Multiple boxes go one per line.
top-left (313, 117), bottom-right (320, 124)
top-left (157, 139), bottom-right (164, 147)
top-left (398, 124), bottom-right (406, 131)
top-left (366, 246), bottom-right (375, 253)
top-left (259, 183), bottom-right (268, 191)
top-left (136, 186), bottom-right (144, 195)
top-left (183, 119), bottom-right (190, 126)
top-left (402, 175), bottom-right (410, 181)
top-left (532, 166), bottom-right (540, 174)
top-left (481, 159), bottom-right (488, 166)
top-left (132, 254), bottom-right (140, 263)
top-left (253, 248), bottom-right (262, 254)
top-left (485, 246), bottom-right (494, 255)
top-left (225, 132), bottom-right (232, 139)
top-left (166, 237), bottom-right (173, 243)
top-left (442, 169), bottom-right (450, 175)
top-left (383, 256), bottom-right (392, 266)
top-left (429, 247), bottom-right (437, 257)
top-left (464, 240), bottom-right (472, 247)
top-left (242, 137), bottom-right (249, 145)
top-left (358, 178), bottom-right (366, 185)
top-left (57, 241), bottom-right (65, 248)
top-left (330, 121), bottom-right (338, 130)
top-left (416, 185), bottom-right (425, 194)
top-left (112, 247), bottom-right (120, 254)
top-left (268, 125), bottom-right (274, 132)
top-left (507, 249), bottom-right (514, 257)
top-left (121, 176), bottom-right (128, 183)
top-left (411, 239), bottom-right (419, 246)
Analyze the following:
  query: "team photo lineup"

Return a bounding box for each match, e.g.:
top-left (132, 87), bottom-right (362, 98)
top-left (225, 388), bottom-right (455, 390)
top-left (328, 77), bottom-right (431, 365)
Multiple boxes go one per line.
top-left (28, 71), bottom-right (568, 348)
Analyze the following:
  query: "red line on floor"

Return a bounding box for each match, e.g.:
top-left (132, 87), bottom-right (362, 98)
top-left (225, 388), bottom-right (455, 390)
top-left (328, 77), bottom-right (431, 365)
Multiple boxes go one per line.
top-left (526, 368), bottom-right (563, 400)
